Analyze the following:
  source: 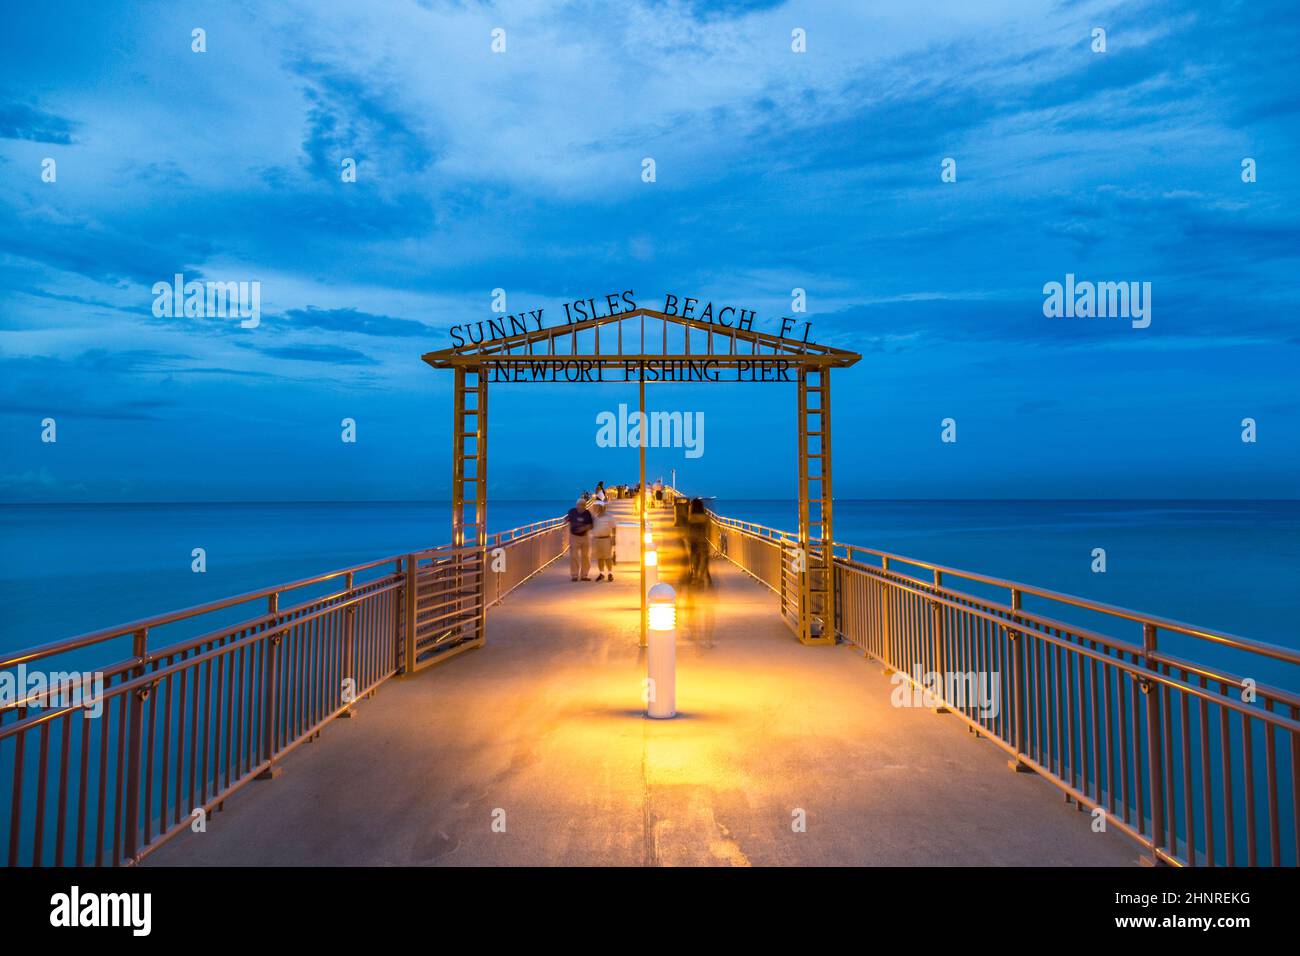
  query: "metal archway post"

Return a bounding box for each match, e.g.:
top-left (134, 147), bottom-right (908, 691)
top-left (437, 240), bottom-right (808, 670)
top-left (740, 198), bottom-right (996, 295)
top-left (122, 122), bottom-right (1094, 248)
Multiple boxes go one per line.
top-left (639, 375), bottom-right (647, 648)
top-left (796, 367), bottom-right (835, 645)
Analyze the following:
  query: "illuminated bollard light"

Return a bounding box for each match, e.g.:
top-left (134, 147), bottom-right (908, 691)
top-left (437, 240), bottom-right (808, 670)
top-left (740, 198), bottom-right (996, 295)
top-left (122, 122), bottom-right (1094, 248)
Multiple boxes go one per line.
top-left (644, 531), bottom-right (654, 545)
top-left (644, 548), bottom-right (658, 586)
top-left (646, 583), bottom-right (677, 719)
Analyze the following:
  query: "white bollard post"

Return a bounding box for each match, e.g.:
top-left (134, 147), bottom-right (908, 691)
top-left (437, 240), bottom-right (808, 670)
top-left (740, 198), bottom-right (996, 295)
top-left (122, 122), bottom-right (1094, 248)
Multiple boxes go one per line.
top-left (646, 583), bottom-right (677, 718)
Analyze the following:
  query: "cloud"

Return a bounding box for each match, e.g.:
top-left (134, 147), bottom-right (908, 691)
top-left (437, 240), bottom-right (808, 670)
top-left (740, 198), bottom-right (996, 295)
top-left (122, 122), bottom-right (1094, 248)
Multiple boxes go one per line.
top-left (290, 58), bottom-right (439, 178)
top-left (0, 97), bottom-right (76, 142)
top-left (242, 343), bottom-right (379, 365)
top-left (0, 213), bottom-right (212, 287)
top-left (0, 398), bottom-right (176, 422)
top-left (16, 286), bottom-right (141, 316)
top-left (73, 349), bottom-right (195, 373)
top-left (281, 306), bottom-right (435, 338)
top-left (1, 0), bottom-right (1298, 499)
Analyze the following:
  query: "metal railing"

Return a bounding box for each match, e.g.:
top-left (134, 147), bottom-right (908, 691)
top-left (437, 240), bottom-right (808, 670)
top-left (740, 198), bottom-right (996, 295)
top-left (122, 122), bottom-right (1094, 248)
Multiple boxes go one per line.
top-left (0, 516), bottom-right (565, 867)
top-left (709, 511), bottom-right (1300, 867)
top-left (705, 514), bottom-right (801, 628)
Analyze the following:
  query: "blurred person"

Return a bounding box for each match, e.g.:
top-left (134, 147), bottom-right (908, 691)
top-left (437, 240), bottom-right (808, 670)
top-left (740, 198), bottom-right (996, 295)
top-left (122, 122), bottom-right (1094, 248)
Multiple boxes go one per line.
top-left (678, 574), bottom-right (717, 649)
top-left (565, 496), bottom-right (594, 581)
top-left (685, 497), bottom-right (712, 585)
top-left (591, 501), bottom-right (617, 581)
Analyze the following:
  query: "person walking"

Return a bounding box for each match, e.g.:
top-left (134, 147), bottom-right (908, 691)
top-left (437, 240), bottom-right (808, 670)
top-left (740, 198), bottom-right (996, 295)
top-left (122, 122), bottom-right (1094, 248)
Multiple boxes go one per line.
top-left (594, 481), bottom-right (606, 503)
top-left (565, 496), bottom-right (594, 581)
top-left (591, 501), bottom-right (617, 581)
top-left (685, 497), bottom-right (713, 585)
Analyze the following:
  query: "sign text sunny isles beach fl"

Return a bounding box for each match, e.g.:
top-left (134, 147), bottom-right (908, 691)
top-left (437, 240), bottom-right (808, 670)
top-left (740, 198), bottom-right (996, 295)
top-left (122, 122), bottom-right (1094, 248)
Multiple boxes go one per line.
top-left (446, 291), bottom-right (818, 383)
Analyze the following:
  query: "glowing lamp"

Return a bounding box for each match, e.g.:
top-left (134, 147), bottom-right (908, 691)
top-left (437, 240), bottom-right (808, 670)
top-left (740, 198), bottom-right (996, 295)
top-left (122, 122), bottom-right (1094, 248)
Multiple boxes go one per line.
top-left (646, 583), bottom-right (677, 718)
top-left (643, 531), bottom-right (654, 545)
top-left (648, 603), bottom-right (675, 632)
top-left (648, 583), bottom-right (676, 631)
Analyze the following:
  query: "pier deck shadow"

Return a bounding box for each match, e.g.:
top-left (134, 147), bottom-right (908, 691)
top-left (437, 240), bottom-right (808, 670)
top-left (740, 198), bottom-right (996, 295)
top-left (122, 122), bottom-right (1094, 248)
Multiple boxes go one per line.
top-left (147, 502), bottom-right (1136, 867)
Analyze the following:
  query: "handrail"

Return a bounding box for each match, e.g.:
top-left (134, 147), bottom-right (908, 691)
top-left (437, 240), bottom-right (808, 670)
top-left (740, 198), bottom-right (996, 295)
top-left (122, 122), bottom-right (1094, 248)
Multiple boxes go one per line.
top-left (1, 519), bottom-right (565, 672)
top-left (839, 553), bottom-right (1300, 714)
top-left (836, 542), bottom-right (1300, 666)
top-left (708, 509), bottom-right (1300, 669)
top-left (708, 508), bottom-right (1300, 868)
top-left (0, 514), bottom-right (567, 867)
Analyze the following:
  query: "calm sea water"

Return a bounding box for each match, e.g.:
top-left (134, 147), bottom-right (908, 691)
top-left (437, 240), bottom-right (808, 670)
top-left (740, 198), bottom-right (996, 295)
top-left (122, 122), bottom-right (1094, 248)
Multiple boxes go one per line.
top-left (1, 499), bottom-right (1297, 667)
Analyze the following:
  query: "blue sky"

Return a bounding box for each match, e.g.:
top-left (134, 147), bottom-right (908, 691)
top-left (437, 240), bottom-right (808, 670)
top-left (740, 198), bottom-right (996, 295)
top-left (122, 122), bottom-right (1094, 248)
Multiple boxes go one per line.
top-left (1, 0), bottom-right (1297, 501)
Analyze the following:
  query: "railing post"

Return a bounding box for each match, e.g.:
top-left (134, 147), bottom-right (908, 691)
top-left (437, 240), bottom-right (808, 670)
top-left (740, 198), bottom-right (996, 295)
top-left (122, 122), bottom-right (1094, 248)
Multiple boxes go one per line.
top-left (880, 556), bottom-right (893, 673)
top-left (1007, 588), bottom-right (1032, 773)
top-left (393, 559), bottom-right (405, 673)
top-left (404, 554), bottom-right (418, 672)
top-left (832, 546), bottom-right (843, 638)
top-left (930, 570), bottom-right (948, 713)
top-left (491, 535), bottom-right (502, 606)
top-left (340, 572), bottom-right (356, 718)
top-left (122, 627), bottom-right (148, 862)
top-left (1142, 622), bottom-right (1166, 863)
top-left (777, 540), bottom-right (785, 624)
top-left (7, 706), bottom-right (25, 867)
top-left (477, 544), bottom-right (489, 644)
top-left (256, 593), bottom-right (283, 779)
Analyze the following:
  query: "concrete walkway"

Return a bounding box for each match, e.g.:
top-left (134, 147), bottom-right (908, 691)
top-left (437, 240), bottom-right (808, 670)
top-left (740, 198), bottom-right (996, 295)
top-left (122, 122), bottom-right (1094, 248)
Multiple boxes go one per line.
top-left (147, 499), bottom-right (1136, 867)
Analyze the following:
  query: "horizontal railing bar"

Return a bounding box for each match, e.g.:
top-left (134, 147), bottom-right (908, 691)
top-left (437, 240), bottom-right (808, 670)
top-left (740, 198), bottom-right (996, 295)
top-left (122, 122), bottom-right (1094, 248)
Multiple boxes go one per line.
top-left (1, 581), bottom-right (404, 713)
top-left (137, 579), bottom-right (403, 672)
top-left (0, 584), bottom-right (405, 738)
top-left (855, 560), bottom-right (1150, 655)
top-left (713, 508), bottom-right (1299, 670)
top-left (3, 524), bottom-right (561, 671)
top-left (715, 513), bottom-right (1298, 714)
top-left (3, 561), bottom-right (413, 669)
top-left (835, 542), bottom-right (1299, 665)
top-left (1134, 646), bottom-right (1300, 713)
top-left (841, 561), bottom-right (1300, 723)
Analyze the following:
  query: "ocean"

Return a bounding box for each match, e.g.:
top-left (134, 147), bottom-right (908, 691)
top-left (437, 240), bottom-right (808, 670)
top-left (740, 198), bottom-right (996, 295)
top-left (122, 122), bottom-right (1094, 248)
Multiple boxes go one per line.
top-left (2, 499), bottom-right (1297, 660)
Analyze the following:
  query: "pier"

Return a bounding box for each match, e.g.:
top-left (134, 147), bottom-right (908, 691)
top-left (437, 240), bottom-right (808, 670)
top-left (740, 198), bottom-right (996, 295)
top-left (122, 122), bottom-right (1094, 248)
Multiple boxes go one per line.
top-left (142, 499), bottom-right (1133, 866)
top-left (3, 490), bottom-right (1298, 868)
top-left (3, 309), bottom-right (1298, 868)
